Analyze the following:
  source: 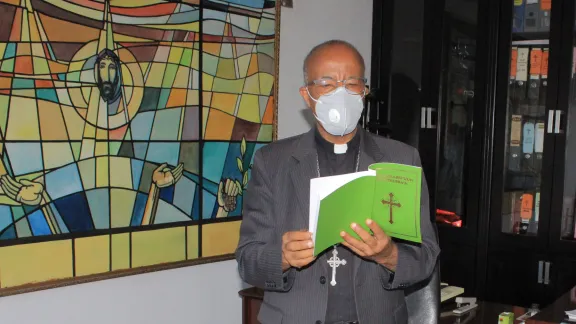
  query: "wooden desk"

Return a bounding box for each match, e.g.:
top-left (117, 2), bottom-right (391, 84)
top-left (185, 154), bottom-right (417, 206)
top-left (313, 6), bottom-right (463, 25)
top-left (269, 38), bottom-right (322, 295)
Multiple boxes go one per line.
top-left (526, 286), bottom-right (576, 324)
top-left (439, 302), bottom-right (528, 324)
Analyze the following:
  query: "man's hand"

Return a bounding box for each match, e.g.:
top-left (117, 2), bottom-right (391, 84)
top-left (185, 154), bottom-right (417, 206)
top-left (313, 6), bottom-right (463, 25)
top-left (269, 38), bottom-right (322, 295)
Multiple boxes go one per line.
top-left (0, 175), bottom-right (44, 206)
top-left (340, 219), bottom-right (398, 271)
top-left (152, 163), bottom-right (184, 188)
top-left (217, 179), bottom-right (240, 213)
top-left (281, 230), bottom-right (316, 271)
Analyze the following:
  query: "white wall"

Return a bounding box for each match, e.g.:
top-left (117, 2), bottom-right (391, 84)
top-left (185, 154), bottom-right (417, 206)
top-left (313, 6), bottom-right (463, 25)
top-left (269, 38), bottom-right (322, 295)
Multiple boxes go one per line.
top-left (0, 1), bottom-right (373, 323)
top-left (277, 0), bottom-right (373, 139)
top-left (0, 261), bottom-right (245, 324)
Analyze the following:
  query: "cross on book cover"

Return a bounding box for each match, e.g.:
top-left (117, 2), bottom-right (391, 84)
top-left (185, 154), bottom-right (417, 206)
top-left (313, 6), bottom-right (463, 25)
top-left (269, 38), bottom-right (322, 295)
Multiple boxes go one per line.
top-left (382, 193), bottom-right (401, 224)
top-left (309, 163), bottom-right (422, 256)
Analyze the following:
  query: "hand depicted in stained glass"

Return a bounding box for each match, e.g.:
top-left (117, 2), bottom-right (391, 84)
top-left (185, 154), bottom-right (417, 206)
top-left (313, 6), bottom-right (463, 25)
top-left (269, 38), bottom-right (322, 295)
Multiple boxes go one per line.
top-left (217, 178), bottom-right (241, 217)
top-left (0, 175), bottom-right (44, 206)
top-left (152, 163), bottom-right (184, 188)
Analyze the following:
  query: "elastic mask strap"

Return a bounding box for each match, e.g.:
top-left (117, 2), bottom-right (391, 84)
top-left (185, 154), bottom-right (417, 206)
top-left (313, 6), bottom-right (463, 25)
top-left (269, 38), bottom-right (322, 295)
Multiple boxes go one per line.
top-left (306, 87), bottom-right (320, 103)
top-left (337, 95), bottom-right (347, 136)
top-left (306, 87), bottom-right (321, 122)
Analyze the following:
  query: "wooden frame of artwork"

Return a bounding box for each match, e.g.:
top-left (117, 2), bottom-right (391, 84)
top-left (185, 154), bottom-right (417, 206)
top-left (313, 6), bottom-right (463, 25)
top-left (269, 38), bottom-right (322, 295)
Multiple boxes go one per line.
top-left (0, 0), bottom-right (281, 296)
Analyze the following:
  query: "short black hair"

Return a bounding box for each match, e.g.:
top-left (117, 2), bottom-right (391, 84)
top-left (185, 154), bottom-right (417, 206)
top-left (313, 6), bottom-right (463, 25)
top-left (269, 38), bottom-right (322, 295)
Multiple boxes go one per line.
top-left (302, 39), bottom-right (365, 83)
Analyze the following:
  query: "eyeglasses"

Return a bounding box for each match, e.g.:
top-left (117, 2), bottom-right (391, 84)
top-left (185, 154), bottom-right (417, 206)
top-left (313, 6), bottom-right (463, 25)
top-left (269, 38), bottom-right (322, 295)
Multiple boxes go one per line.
top-left (306, 77), bottom-right (368, 97)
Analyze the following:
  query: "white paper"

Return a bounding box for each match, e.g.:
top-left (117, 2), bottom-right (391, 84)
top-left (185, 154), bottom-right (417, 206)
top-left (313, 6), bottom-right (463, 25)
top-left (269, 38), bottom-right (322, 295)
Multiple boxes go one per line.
top-left (566, 309), bottom-right (576, 321)
top-left (308, 170), bottom-right (376, 242)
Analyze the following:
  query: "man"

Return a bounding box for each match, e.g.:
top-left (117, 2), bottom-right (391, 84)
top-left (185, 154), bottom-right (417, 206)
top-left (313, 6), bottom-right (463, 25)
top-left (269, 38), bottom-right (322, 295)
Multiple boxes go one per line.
top-left (236, 40), bottom-right (440, 324)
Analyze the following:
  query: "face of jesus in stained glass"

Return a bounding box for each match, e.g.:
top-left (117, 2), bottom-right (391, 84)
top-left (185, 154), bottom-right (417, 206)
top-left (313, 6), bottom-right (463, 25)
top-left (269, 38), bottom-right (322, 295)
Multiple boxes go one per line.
top-left (95, 49), bottom-right (122, 104)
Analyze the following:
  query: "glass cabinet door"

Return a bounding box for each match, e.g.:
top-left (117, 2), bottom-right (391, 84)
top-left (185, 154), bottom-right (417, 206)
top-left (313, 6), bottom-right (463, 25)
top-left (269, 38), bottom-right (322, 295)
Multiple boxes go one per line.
top-left (435, 18), bottom-right (476, 228)
top-left (499, 0), bottom-right (552, 237)
top-left (434, 0), bottom-right (479, 230)
top-left (553, 2), bottom-right (576, 246)
top-left (559, 66), bottom-right (576, 242)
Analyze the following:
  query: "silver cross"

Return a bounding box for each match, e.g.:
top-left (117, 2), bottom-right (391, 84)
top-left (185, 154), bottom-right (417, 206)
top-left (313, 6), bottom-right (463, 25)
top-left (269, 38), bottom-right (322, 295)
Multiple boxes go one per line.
top-left (327, 246), bottom-right (346, 286)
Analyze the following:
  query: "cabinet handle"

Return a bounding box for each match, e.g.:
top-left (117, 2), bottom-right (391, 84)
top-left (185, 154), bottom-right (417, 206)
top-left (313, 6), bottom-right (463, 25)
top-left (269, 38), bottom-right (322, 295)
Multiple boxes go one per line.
top-left (554, 110), bottom-right (564, 134)
top-left (538, 261), bottom-right (544, 284)
top-left (547, 110), bottom-right (554, 133)
top-left (544, 262), bottom-right (550, 285)
top-left (421, 107), bottom-right (427, 129)
top-left (427, 107), bottom-right (437, 129)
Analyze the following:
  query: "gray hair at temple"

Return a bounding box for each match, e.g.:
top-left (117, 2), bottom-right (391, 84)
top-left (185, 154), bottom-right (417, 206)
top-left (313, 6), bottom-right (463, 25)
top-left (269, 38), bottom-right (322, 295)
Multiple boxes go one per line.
top-left (302, 39), bottom-right (365, 84)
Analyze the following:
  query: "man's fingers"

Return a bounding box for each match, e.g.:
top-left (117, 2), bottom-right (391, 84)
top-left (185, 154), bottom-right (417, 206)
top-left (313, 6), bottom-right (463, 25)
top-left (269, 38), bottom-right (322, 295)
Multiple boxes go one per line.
top-left (286, 248), bottom-right (314, 260)
top-left (366, 219), bottom-right (388, 241)
top-left (283, 231), bottom-right (312, 242)
top-left (285, 251), bottom-right (316, 268)
top-left (282, 230), bottom-right (315, 268)
top-left (0, 182), bottom-right (15, 197)
top-left (5, 176), bottom-right (22, 189)
top-left (341, 231), bottom-right (370, 255)
top-left (217, 181), bottom-right (224, 201)
top-left (0, 178), bottom-right (18, 197)
top-left (341, 241), bottom-right (365, 257)
top-left (155, 163), bottom-right (168, 172)
top-left (290, 256), bottom-right (316, 268)
top-left (1, 176), bottom-right (20, 194)
top-left (340, 231), bottom-right (362, 247)
top-left (284, 239), bottom-right (313, 252)
top-left (351, 223), bottom-right (377, 247)
top-left (172, 164), bottom-right (184, 179)
top-left (226, 179), bottom-right (232, 193)
top-left (173, 171), bottom-right (183, 183)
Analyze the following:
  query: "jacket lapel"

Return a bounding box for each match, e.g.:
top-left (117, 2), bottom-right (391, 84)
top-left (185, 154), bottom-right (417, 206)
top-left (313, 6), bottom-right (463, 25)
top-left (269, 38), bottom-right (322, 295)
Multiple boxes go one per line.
top-left (290, 129), bottom-right (318, 230)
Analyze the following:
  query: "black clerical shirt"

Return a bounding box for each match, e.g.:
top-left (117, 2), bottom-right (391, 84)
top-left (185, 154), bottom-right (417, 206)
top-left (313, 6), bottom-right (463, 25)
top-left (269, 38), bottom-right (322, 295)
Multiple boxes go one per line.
top-left (314, 128), bottom-right (360, 324)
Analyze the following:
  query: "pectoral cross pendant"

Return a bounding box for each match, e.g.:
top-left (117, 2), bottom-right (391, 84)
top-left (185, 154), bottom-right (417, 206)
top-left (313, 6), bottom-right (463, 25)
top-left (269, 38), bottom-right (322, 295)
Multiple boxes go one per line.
top-left (327, 246), bottom-right (346, 286)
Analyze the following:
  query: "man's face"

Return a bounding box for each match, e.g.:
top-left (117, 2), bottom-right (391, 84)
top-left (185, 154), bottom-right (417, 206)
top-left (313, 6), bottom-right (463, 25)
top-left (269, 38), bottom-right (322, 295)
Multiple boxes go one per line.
top-left (299, 44), bottom-right (365, 114)
top-left (98, 56), bottom-right (117, 101)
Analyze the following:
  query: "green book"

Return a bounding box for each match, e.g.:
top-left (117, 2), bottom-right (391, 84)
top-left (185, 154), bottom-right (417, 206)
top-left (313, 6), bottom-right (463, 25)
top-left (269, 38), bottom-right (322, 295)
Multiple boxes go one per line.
top-left (309, 163), bottom-right (422, 256)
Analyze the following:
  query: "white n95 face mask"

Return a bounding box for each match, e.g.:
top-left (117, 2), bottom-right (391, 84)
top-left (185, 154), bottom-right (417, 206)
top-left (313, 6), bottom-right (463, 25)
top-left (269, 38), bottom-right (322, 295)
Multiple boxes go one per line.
top-left (308, 87), bottom-right (365, 136)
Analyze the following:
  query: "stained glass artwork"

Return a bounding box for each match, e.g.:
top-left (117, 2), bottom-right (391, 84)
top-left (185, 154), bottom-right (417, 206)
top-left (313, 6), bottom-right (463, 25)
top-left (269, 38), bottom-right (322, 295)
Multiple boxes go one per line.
top-left (0, 0), bottom-right (278, 293)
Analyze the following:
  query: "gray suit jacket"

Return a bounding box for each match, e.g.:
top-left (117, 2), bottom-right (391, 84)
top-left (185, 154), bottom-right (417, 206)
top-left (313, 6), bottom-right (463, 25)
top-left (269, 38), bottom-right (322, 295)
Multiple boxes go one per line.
top-left (235, 128), bottom-right (440, 324)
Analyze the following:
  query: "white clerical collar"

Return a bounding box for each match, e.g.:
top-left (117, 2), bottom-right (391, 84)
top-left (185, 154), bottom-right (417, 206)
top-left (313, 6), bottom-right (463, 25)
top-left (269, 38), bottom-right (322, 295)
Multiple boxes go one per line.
top-left (334, 143), bottom-right (348, 154)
